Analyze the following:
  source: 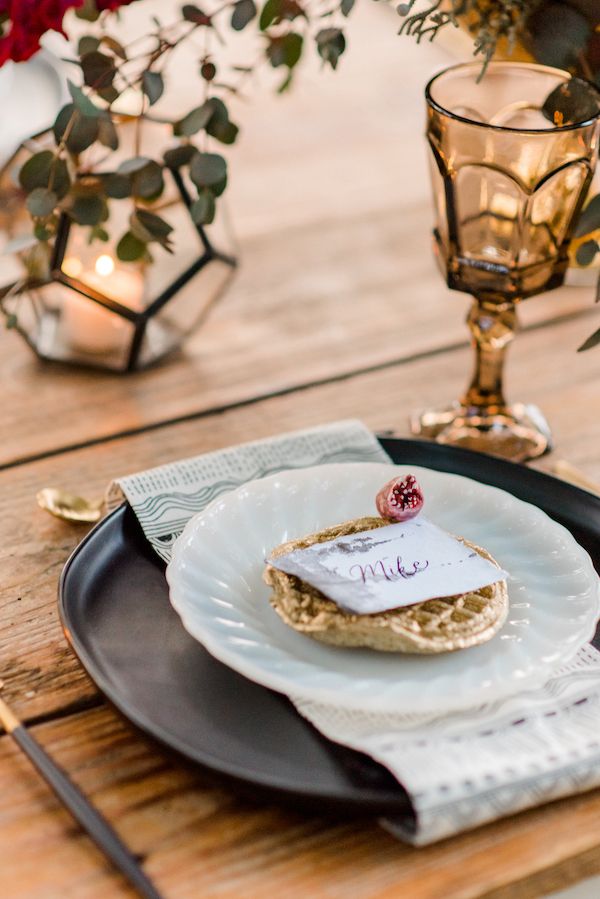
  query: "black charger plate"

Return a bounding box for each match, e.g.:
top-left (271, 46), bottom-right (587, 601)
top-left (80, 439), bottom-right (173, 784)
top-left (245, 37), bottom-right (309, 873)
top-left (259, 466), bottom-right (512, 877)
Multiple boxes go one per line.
top-left (59, 438), bottom-right (600, 820)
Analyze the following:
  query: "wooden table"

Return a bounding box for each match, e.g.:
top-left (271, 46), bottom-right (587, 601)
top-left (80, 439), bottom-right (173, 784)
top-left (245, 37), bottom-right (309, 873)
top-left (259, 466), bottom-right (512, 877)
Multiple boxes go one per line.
top-left (1, 5), bottom-right (600, 897)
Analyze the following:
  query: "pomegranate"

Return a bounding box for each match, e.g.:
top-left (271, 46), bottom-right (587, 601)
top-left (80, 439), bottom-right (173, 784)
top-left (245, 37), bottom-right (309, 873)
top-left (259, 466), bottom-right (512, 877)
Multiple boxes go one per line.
top-left (376, 474), bottom-right (424, 522)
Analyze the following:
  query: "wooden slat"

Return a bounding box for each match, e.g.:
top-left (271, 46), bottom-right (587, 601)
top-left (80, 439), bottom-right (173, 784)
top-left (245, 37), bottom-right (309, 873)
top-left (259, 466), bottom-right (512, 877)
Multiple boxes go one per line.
top-left (3, 704), bottom-right (600, 899)
top-left (1, 3), bottom-right (596, 467)
top-left (1, 313), bottom-right (598, 724)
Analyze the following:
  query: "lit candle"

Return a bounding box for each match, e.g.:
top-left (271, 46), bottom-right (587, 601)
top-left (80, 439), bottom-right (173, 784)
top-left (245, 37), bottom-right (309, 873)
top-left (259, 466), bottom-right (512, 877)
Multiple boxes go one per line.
top-left (61, 254), bottom-right (145, 356)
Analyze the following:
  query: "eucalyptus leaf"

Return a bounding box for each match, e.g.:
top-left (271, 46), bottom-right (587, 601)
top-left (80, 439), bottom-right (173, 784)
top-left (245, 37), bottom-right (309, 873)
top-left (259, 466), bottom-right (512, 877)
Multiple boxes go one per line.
top-left (142, 71), bottom-right (164, 105)
top-left (577, 324), bottom-right (600, 352)
top-left (26, 187), bottom-right (57, 218)
top-left (174, 102), bottom-right (213, 136)
top-left (267, 32), bottom-right (303, 69)
top-left (231, 0), bottom-right (256, 31)
top-left (68, 192), bottom-right (108, 226)
top-left (81, 51), bottom-right (116, 90)
top-left (574, 193), bottom-right (600, 238)
top-left (68, 80), bottom-right (101, 118)
top-left (575, 239), bottom-right (599, 267)
top-left (118, 156), bottom-right (153, 175)
top-left (117, 231), bottom-right (147, 262)
top-left (211, 120), bottom-right (238, 144)
top-left (19, 151), bottom-right (54, 191)
top-left (103, 172), bottom-right (131, 198)
top-left (163, 145), bottom-right (196, 168)
top-left (97, 114), bottom-right (119, 151)
top-left (189, 152), bottom-right (227, 188)
top-left (181, 4), bottom-right (211, 25)
top-left (205, 100), bottom-right (239, 144)
top-left (316, 28), bottom-right (346, 70)
top-left (75, 0), bottom-right (100, 21)
top-left (190, 189), bottom-right (216, 225)
top-left (341, 0), bottom-right (355, 16)
top-left (101, 35), bottom-right (127, 60)
top-left (89, 225), bottom-right (110, 243)
top-left (542, 77), bottom-right (600, 127)
top-left (259, 0), bottom-right (303, 29)
top-left (34, 222), bottom-right (53, 242)
top-left (78, 36), bottom-right (100, 56)
top-left (50, 159), bottom-right (71, 201)
top-left (97, 84), bottom-right (120, 104)
top-left (210, 174), bottom-right (227, 198)
top-left (259, 0), bottom-right (279, 30)
top-left (277, 70), bottom-right (293, 94)
top-left (131, 208), bottom-right (174, 248)
top-left (19, 151), bottom-right (70, 200)
top-left (54, 104), bottom-right (99, 154)
top-left (132, 160), bottom-right (164, 199)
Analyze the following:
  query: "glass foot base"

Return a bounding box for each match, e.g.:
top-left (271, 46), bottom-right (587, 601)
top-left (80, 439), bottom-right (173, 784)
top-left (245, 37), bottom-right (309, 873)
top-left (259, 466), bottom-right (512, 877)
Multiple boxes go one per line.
top-left (411, 401), bottom-right (552, 463)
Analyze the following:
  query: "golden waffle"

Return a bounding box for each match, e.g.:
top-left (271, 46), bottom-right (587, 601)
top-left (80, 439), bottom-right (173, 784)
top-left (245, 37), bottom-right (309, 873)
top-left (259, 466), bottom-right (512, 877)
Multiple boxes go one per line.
top-left (264, 517), bottom-right (508, 654)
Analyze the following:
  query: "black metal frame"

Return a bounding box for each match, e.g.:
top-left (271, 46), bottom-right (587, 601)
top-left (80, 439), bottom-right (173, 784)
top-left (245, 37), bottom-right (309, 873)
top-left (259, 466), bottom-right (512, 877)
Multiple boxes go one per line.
top-left (1, 163), bottom-right (237, 372)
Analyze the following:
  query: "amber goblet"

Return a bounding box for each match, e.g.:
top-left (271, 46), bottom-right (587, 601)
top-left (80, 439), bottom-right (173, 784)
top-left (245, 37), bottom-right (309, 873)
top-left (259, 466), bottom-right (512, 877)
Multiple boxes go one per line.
top-left (412, 61), bottom-right (600, 462)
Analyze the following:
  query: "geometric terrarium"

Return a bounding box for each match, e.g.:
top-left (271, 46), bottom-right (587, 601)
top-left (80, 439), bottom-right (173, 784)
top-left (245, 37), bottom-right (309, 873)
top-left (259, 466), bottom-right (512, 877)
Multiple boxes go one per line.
top-left (0, 122), bottom-right (237, 372)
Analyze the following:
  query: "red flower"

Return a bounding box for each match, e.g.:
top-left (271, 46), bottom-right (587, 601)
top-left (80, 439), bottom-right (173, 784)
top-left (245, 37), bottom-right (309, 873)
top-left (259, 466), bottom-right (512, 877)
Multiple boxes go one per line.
top-left (0, 0), bottom-right (137, 65)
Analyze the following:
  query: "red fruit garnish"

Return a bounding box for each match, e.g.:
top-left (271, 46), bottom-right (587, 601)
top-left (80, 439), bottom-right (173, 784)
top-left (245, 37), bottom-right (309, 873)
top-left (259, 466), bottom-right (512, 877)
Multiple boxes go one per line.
top-left (376, 474), bottom-right (424, 522)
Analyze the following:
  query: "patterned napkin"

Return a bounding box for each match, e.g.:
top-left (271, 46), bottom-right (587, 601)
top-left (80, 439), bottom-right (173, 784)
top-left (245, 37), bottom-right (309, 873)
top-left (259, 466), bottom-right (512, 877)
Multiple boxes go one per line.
top-left (106, 419), bottom-right (600, 845)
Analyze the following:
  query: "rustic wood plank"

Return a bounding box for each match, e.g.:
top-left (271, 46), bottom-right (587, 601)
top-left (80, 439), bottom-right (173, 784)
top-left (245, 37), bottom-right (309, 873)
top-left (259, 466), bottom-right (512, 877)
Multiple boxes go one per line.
top-left (1, 312), bottom-right (598, 724)
top-left (1, 221), bottom-right (594, 469)
top-left (3, 704), bottom-right (600, 899)
top-left (1, 2), bottom-right (596, 467)
top-left (0, 314), bottom-right (598, 898)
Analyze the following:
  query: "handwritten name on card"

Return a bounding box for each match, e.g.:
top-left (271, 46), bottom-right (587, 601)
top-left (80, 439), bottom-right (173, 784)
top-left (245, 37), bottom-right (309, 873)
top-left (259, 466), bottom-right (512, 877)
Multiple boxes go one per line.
top-left (268, 519), bottom-right (508, 615)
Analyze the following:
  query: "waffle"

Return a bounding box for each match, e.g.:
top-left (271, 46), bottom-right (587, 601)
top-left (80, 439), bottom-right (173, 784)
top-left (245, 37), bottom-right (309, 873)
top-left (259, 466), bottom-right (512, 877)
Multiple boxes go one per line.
top-left (264, 517), bottom-right (508, 654)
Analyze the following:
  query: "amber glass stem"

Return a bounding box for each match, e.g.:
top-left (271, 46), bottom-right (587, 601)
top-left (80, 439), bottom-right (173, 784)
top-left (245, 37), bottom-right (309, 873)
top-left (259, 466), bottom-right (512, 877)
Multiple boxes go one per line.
top-left (461, 297), bottom-right (517, 411)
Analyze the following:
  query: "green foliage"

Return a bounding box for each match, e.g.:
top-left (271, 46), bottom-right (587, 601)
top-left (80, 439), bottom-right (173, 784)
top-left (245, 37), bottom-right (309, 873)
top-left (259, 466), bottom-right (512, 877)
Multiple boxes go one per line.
top-left (142, 71), bottom-right (165, 105)
top-left (163, 145), bottom-right (197, 169)
top-left (75, 0), bottom-right (100, 22)
top-left (182, 4), bottom-right (211, 25)
top-left (130, 208), bottom-right (174, 252)
top-left (174, 103), bottom-right (214, 137)
top-left (542, 78), bottom-right (600, 127)
top-left (81, 51), bottom-right (117, 90)
top-left (78, 36), bottom-right (100, 56)
top-left (117, 231), bottom-right (146, 262)
top-left (65, 178), bottom-right (108, 226)
top-left (15, 0), bottom-right (361, 279)
top-left (316, 28), bottom-right (346, 70)
top-left (190, 189), bottom-right (216, 225)
top-left (26, 188), bottom-right (57, 218)
top-left (231, 0), bottom-right (257, 31)
top-left (103, 173), bottom-right (131, 199)
top-left (19, 151), bottom-right (70, 199)
top-left (575, 240), bottom-right (599, 267)
top-left (578, 326), bottom-right (600, 352)
top-left (575, 195), bottom-right (600, 238)
top-left (53, 104), bottom-right (99, 154)
top-left (190, 152), bottom-right (227, 188)
top-left (204, 98), bottom-right (239, 145)
top-left (68, 81), bottom-right (102, 118)
top-left (267, 32), bottom-right (303, 69)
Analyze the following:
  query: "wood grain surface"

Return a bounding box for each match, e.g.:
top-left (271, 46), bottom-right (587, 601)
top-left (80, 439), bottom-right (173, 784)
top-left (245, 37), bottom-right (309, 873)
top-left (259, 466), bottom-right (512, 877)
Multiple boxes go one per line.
top-left (2, 2), bottom-right (600, 897)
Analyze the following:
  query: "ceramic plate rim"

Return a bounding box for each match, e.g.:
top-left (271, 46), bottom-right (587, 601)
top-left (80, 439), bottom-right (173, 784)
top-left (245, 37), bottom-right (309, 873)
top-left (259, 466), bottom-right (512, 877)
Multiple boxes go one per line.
top-left (167, 463), bottom-right (600, 714)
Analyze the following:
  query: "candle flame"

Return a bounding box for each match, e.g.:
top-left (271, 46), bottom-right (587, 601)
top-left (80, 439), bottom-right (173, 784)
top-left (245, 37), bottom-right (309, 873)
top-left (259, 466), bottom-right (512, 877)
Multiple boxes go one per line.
top-left (63, 256), bottom-right (83, 278)
top-left (95, 254), bottom-right (115, 277)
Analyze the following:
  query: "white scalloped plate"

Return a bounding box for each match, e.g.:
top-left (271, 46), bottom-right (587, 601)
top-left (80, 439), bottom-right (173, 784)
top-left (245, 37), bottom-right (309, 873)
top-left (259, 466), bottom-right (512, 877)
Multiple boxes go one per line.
top-left (166, 463), bottom-right (600, 714)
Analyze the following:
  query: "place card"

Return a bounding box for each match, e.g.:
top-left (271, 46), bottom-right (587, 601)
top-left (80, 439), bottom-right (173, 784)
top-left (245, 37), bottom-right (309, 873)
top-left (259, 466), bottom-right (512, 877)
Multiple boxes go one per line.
top-left (268, 519), bottom-right (508, 614)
